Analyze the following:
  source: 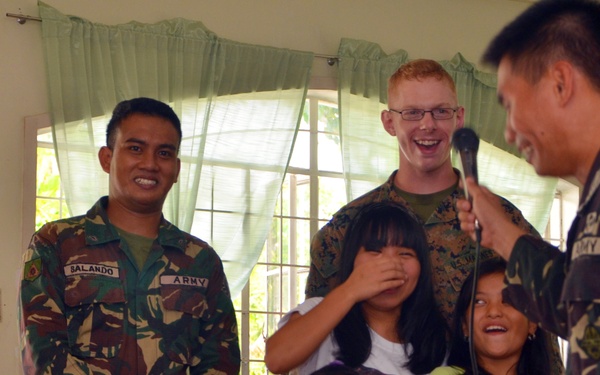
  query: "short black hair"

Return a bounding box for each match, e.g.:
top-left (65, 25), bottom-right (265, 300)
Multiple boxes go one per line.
top-left (105, 97), bottom-right (182, 149)
top-left (483, 0), bottom-right (600, 91)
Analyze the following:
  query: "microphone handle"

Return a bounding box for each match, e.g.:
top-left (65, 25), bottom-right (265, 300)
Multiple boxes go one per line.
top-left (459, 149), bottom-right (480, 231)
top-left (459, 149), bottom-right (478, 201)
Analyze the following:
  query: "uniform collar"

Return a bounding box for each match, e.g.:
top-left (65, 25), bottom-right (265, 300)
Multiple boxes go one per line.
top-left (83, 196), bottom-right (187, 252)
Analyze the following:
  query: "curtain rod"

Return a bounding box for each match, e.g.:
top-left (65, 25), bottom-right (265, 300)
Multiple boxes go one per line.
top-left (5, 12), bottom-right (340, 65)
top-left (315, 54), bottom-right (339, 66)
top-left (6, 12), bottom-right (42, 24)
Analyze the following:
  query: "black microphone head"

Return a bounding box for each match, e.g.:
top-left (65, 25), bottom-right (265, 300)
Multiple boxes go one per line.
top-left (452, 128), bottom-right (480, 152)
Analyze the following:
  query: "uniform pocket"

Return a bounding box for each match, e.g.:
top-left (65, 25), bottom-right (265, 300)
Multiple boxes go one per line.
top-left (562, 255), bottom-right (600, 303)
top-left (160, 281), bottom-right (210, 366)
top-left (64, 275), bottom-right (126, 358)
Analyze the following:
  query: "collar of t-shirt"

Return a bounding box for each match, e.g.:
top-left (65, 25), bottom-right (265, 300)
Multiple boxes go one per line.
top-left (393, 182), bottom-right (456, 223)
top-left (115, 227), bottom-right (156, 270)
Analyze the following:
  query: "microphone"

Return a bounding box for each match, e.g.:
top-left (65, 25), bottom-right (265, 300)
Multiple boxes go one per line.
top-left (452, 127), bottom-right (480, 201)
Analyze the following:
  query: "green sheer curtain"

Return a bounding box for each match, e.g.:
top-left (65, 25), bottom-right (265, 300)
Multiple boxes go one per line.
top-left (39, 2), bottom-right (313, 297)
top-left (337, 38), bottom-right (557, 233)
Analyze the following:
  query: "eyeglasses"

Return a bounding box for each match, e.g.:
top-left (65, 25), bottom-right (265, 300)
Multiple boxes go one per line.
top-left (388, 108), bottom-right (458, 121)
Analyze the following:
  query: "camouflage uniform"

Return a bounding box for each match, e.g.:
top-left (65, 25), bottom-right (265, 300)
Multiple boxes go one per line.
top-left (20, 197), bottom-right (240, 375)
top-left (505, 152), bottom-right (600, 374)
top-left (306, 170), bottom-right (535, 326)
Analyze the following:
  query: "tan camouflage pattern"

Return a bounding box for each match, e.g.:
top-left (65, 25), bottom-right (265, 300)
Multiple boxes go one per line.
top-left (307, 170), bottom-right (565, 374)
top-left (505, 152), bottom-right (600, 375)
top-left (19, 197), bottom-right (240, 375)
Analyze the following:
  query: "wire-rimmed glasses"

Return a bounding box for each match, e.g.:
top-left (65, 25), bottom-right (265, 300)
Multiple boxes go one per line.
top-left (388, 108), bottom-right (458, 121)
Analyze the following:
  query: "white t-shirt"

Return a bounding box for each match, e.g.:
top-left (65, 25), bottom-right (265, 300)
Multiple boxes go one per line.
top-left (278, 297), bottom-right (416, 375)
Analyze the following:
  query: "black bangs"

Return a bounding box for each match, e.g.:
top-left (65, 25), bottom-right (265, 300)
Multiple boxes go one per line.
top-left (357, 206), bottom-right (424, 251)
top-left (338, 202), bottom-right (428, 284)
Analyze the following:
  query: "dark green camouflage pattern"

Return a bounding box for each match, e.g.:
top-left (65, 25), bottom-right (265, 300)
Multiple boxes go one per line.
top-left (307, 170), bottom-right (565, 374)
top-left (505, 152), bottom-right (600, 375)
top-left (20, 197), bottom-right (240, 374)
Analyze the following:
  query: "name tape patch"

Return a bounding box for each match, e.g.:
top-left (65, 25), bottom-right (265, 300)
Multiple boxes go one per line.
top-left (64, 263), bottom-right (120, 278)
top-left (161, 275), bottom-right (209, 288)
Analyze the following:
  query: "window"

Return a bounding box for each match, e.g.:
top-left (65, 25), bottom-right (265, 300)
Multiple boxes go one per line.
top-left (232, 92), bottom-right (347, 374)
top-left (27, 93), bottom-right (580, 374)
top-left (35, 127), bottom-right (70, 230)
top-left (22, 113), bottom-right (70, 249)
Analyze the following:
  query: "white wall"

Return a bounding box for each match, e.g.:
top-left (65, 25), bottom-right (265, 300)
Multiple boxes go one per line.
top-left (0, 0), bottom-right (531, 372)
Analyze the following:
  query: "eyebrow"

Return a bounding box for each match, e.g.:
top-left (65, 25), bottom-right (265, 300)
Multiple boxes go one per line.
top-left (125, 137), bottom-right (178, 151)
top-left (401, 102), bottom-right (454, 109)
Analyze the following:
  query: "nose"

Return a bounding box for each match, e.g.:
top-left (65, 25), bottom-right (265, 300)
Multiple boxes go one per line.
top-left (139, 151), bottom-right (159, 170)
top-left (486, 301), bottom-right (503, 318)
top-left (419, 112), bottom-right (437, 131)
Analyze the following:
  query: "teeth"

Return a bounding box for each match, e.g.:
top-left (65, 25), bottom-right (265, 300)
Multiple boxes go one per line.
top-left (416, 140), bottom-right (439, 146)
top-left (135, 178), bottom-right (157, 186)
top-left (485, 325), bottom-right (507, 332)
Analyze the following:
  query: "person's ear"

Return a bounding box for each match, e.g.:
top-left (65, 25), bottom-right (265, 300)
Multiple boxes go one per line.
top-left (381, 110), bottom-right (396, 136)
top-left (98, 146), bottom-right (113, 173)
top-left (551, 61), bottom-right (574, 107)
top-left (461, 318), bottom-right (469, 338)
top-left (528, 322), bottom-right (538, 337)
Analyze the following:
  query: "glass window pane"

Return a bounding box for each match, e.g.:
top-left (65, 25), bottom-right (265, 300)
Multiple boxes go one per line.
top-left (279, 174), bottom-right (290, 218)
top-left (293, 175), bottom-right (311, 219)
top-left (317, 102), bottom-right (339, 133)
top-left (248, 312), bottom-right (267, 361)
top-left (281, 217), bottom-right (311, 266)
top-left (319, 176), bottom-right (348, 219)
top-left (299, 100), bottom-right (309, 131)
top-left (249, 360), bottom-right (269, 375)
top-left (262, 217), bottom-right (281, 264)
top-left (289, 130), bottom-right (309, 169)
top-left (36, 147), bottom-right (61, 198)
top-left (36, 198), bottom-right (62, 229)
top-left (318, 132), bottom-right (342, 173)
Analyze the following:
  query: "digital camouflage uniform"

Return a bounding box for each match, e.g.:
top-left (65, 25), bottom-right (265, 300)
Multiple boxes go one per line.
top-left (307, 170), bottom-right (565, 374)
top-left (20, 197), bottom-right (240, 375)
top-left (505, 151), bottom-right (600, 374)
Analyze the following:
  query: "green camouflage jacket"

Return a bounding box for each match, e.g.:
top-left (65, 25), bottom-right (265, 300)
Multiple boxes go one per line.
top-left (506, 152), bottom-right (600, 375)
top-left (306, 170), bottom-right (535, 326)
top-left (20, 197), bottom-right (240, 375)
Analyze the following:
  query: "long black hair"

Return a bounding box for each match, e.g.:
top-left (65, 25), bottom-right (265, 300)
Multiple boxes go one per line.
top-left (446, 258), bottom-right (551, 375)
top-left (332, 202), bottom-right (447, 374)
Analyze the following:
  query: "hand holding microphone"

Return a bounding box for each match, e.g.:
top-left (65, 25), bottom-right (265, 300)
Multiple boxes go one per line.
top-left (452, 127), bottom-right (479, 202)
top-left (452, 128), bottom-right (527, 259)
top-left (452, 128), bottom-right (481, 234)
